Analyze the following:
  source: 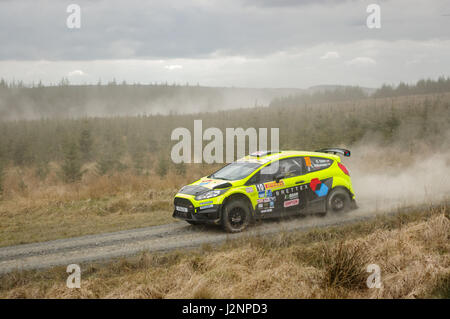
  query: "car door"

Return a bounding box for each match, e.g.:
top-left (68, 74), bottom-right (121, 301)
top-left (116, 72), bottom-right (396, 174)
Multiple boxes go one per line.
top-left (248, 158), bottom-right (308, 218)
top-left (248, 160), bottom-right (281, 217)
top-left (273, 157), bottom-right (309, 216)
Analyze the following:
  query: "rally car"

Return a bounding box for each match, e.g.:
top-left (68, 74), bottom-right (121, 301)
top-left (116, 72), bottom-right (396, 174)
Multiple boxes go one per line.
top-left (173, 148), bottom-right (356, 233)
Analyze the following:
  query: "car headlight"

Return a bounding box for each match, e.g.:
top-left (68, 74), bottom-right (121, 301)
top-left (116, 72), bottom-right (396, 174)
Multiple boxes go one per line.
top-left (195, 189), bottom-right (228, 200)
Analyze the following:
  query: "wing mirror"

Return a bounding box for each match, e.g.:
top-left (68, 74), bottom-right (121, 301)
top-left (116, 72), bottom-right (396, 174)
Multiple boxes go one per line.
top-left (275, 174), bottom-right (284, 183)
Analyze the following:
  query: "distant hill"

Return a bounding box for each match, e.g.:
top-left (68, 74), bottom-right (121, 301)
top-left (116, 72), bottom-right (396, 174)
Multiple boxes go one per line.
top-left (307, 85), bottom-right (376, 95)
top-left (0, 83), bottom-right (305, 120)
top-left (1, 76), bottom-right (449, 121)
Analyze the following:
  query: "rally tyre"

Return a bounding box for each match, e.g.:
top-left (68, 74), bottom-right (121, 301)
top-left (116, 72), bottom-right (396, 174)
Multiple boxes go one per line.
top-left (222, 199), bottom-right (250, 233)
top-left (326, 188), bottom-right (351, 214)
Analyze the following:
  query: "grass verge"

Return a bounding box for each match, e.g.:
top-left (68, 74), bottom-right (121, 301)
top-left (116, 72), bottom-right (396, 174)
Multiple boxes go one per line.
top-left (0, 190), bottom-right (176, 247)
top-left (0, 203), bottom-right (448, 298)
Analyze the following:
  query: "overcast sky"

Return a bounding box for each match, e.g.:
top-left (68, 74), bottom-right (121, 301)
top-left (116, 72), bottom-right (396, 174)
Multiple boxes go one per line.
top-left (0, 0), bottom-right (449, 88)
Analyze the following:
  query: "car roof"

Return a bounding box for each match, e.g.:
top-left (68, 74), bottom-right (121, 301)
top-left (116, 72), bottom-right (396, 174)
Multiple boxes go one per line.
top-left (239, 150), bottom-right (341, 163)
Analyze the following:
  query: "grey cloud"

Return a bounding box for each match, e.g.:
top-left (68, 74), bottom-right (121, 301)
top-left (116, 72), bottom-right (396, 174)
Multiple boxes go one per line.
top-left (0, 0), bottom-right (449, 61)
top-left (1, 0), bottom-right (450, 89)
top-left (241, 0), bottom-right (357, 8)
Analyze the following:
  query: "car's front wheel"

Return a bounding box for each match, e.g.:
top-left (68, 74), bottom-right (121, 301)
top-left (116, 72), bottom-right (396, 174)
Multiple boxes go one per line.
top-left (326, 188), bottom-right (351, 214)
top-left (222, 199), bottom-right (250, 233)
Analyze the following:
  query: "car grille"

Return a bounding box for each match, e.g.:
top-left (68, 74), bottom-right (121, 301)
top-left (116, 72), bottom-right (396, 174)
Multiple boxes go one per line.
top-left (174, 197), bottom-right (195, 212)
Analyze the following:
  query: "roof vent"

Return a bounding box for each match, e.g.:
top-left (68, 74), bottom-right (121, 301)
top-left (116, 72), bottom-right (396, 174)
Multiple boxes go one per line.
top-left (250, 151), bottom-right (279, 157)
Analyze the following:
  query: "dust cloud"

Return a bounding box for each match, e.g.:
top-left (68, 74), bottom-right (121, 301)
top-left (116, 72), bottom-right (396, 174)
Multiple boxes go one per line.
top-left (342, 144), bottom-right (450, 215)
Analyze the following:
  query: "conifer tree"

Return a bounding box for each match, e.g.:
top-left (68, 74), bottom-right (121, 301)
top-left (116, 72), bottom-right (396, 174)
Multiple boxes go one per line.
top-left (61, 140), bottom-right (83, 183)
top-left (79, 127), bottom-right (93, 162)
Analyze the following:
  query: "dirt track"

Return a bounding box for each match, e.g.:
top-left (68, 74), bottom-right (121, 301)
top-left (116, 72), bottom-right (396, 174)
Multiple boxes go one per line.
top-left (0, 204), bottom-right (423, 274)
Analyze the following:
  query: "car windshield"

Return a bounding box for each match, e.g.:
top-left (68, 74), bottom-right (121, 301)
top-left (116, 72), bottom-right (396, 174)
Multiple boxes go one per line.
top-left (209, 161), bottom-right (262, 181)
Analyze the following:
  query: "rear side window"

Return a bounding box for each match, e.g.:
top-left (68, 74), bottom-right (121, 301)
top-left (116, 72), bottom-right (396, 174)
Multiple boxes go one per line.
top-left (304, 156), bottom-right (333, 173)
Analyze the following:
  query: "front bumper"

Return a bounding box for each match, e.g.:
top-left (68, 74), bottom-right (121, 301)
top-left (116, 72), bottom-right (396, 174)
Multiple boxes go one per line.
top-left (173, 197), bottom-right (222, 224)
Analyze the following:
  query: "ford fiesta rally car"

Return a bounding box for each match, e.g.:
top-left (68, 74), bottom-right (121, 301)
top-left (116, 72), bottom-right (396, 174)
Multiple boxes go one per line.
top-left (173, 148), bottom-right (356, 233)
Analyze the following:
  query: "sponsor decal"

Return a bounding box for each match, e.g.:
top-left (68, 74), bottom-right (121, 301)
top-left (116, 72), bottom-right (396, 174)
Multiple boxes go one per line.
top-left (284, 199), bottom-right (299, 208)
top-left (275, 185), bottom-right (307, 197)
top-left (285, 192), bottom-right (298, 200)
top-left (269, 201), bottom-right (274, 208)
top-left (260, 208), bottom-right (273, 213)
top-left (238, 158), bottom-right (270, 164)
top-left (258, 191), bottom-right (266, 198)
top-left (238, 156), bottom-right (271, 164)
top-left (315, 184), bottom-right (329, 197)
top-left (298, 184), bottom-right (308, 190)
top-left (304, 156), bottom-right (311, 167)
top-left (246, 187), bottom-right (254, 193)
top-left (310, 178), bottom-right (321, 191)
top-left (258, 203), bottom-right (263, 208)
top-left (199, 179), bottom-right (230, 186)
top-left (264, 181), bottom-right (285, 189)
top-left (312, 162), bottom-right (330, 168)
top-left (199, 201), bottom-right (213, 205)
top-left (309, 178), bottom-right (329, 197)
top-left (257, 198), bottom-right (270, 203)
top-left (256, 184), bottom-right (265, 192)
top-left (199, 204), bottom-right (214, 210)
top-left (266, 190), bottom-right (272, 197)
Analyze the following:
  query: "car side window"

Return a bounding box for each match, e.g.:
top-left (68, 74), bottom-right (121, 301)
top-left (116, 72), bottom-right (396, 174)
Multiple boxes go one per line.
top-left (247, 158), bottom-right (304, 185)
top-left (304, 156), bottom-right (333, 173)
top-left (253, 161), bottom-right (279, 183)
top-left (246, 172), bottom-right (260, 185)
top-left (279, 158), bottom-right (303, 178)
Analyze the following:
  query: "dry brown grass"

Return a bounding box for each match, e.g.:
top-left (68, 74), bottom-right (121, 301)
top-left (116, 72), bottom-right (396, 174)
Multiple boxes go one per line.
top-left (0, 204), bottom-right (448, 299)
top-left (321, 240), bottom-right (368, 290)
top-left (0, 162), bottom-right (223, 246)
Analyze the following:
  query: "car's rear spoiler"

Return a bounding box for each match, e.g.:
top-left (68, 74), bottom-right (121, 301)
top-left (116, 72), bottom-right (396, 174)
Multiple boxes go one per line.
top-left (315, 148), bottom-right (351, 157)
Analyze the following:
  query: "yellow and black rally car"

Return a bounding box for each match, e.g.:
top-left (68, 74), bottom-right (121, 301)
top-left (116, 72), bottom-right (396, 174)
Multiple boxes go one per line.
top-left (173, 148), bottom-right (356, 232)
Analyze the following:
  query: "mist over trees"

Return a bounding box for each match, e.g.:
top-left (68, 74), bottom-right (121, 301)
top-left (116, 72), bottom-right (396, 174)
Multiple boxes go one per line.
top-left (270, 86), bottom-right (369, 108)
top-left (0, 80), bottom-right (303, 120)
top-left (270, 77), bottom-right (450, 108)
top-left (0, 76), bottom-right (449, 191)
top-left (1, 77), bottom-right (449, 121)
top-left (373, 76), bottom-right (450, 98)
top-left (0, 91), bottom-right (448, 187)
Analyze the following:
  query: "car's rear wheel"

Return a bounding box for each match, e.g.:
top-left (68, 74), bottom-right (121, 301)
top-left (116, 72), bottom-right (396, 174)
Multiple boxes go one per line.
top-left (326, 188), bottom-right (351, 214)
top-left (222, 199), bottom-right (250, 233)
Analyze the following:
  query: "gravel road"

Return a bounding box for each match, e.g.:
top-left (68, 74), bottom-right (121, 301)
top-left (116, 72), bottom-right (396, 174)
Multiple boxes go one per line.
top-left (0, 205), bottom-right (427, 274)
